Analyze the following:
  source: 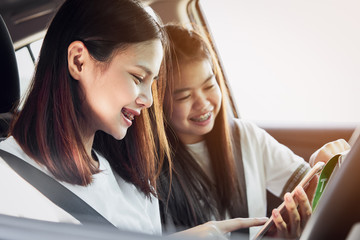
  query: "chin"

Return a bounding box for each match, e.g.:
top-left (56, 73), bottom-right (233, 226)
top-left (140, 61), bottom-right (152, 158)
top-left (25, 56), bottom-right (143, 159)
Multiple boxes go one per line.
top-left (109, 128), bottom-right (128, 140)
top-left (204, 122), bottom-right (215, 132)
top-left (196, 127), bottom-right (213, 136)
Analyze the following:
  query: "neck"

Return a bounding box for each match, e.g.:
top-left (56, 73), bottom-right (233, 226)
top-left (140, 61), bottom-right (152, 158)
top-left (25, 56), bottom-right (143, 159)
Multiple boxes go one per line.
top-left (78, 104), bottom-right (100, 168)
top-left (80, 127), bottom-right (98, 168)
top-left (178, 134), bottom-right (205, 144)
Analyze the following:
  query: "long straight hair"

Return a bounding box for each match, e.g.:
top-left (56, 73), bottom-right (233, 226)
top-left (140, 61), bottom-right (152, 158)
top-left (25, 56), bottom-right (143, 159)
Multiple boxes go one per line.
top-left (11, 0), bottom-right (170, 196)
top-left (157, 24), bottom-right (243, 229)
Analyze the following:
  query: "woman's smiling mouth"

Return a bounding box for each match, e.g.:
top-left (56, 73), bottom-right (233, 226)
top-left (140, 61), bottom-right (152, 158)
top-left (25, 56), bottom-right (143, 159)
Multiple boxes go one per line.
top-left (190, 111), bottom-right (212, 122)
top-left (122, 109), bottom-right (134, 121)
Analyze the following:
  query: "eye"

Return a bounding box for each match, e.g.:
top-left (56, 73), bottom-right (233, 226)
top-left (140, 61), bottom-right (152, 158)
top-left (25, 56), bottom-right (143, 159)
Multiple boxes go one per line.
top-left (176, 95), bottom-right (190, 101)
top-left (204, 84), bottom-right (214, 90)
top-left (131, 74), bottom-right (144, 84)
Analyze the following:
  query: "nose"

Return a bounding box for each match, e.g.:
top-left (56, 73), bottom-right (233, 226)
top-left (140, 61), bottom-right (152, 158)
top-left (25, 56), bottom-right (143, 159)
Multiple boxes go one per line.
top-left (193, 91), bottom-right (209, 111)
top-left (136, 83), bottom-right (153, 108)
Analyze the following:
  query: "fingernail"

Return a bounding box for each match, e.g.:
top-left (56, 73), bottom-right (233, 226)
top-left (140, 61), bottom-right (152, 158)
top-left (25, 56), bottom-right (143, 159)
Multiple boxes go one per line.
top-left (285, 193), bottom-right (292, 202)
top-left (297, 186), bottom-right (304, 195)
top-left (273, 209), bottom-right (279, 217)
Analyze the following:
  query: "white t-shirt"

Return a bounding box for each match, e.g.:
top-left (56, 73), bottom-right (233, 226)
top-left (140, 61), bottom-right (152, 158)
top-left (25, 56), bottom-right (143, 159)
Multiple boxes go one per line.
top-left (0, 136), bottom-right (162, 236)
top-left (187, 142), bottom-right (213, 181)
top-left (187, 119), bottom-right (309, 239)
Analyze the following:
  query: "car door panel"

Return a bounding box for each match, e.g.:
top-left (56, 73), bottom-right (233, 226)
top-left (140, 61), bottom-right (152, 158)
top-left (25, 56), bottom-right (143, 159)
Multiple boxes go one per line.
top-left (262, 125), bottom-right (355, 162)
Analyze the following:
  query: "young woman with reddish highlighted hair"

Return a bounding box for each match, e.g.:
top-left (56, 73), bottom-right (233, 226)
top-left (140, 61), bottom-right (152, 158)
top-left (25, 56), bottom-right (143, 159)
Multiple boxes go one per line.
top-left (0, 0), bottom-right (170, 235)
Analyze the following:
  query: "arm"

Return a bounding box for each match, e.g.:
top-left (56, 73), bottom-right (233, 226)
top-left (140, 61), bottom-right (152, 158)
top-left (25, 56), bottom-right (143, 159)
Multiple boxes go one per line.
top-left (171, 218), bottom-right (268, 239)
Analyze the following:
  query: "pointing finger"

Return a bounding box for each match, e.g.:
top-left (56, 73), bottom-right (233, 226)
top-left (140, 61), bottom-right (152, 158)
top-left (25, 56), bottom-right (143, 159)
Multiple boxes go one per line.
top-left (214, 217), bottom-right (268, 233)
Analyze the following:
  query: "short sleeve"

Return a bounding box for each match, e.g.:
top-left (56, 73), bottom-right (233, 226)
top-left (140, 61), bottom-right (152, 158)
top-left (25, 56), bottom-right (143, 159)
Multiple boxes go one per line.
top-left (235, 119), bottom-right (310, 197)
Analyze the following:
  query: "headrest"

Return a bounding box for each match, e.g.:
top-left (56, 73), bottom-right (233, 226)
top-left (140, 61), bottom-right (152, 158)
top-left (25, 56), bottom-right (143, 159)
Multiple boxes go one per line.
top-left (0, 15), bottom-right (20, 113)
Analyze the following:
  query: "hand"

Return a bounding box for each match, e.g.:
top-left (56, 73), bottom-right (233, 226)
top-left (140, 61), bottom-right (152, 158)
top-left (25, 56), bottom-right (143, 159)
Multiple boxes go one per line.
top-left (309, 139), bottom-right (350, 167)
top-left (172, 217), bottom-right (268, 239)
top-left (272, 187), bottom-right (311, 239)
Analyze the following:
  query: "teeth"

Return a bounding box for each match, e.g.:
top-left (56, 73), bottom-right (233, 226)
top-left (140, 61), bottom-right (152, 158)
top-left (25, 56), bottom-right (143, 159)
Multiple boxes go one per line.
top-left (122, 109), bottom-right (134, 121)
top-left (191, 112), bottom-right (211, 122)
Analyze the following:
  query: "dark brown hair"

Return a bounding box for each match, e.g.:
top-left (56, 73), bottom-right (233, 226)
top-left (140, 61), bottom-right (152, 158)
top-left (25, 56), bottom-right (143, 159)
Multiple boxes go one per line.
top-left (157, 24), bottom-right (244, 229)
top-left (11, 0), bottom-right (170, 196)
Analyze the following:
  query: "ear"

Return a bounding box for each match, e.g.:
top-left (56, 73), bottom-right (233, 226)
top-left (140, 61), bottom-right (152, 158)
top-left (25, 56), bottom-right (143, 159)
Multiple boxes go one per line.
top-left (68, 41), bottom-right (88, 80)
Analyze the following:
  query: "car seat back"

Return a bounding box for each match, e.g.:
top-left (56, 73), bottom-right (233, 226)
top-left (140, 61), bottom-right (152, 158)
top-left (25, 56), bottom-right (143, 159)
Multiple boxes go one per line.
top-left (0, 15), bottom-right (20, 139)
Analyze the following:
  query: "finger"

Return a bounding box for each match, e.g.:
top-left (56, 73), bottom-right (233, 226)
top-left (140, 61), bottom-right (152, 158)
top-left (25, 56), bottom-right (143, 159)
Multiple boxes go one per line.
top-left (341, 139), bottom-right (351, 150)
top-left (321, 139), bottom-right (350, 158)
top-left (284, 192), bottom-right (301, 237)
top-left (214, 217), bottom-right (268, 233)
top-left (272, 208), bottom-right (287, 237)
top-left (316, 148), bottom-right (333, 163)
top-left (327, 141), bottom-right (343, 155)
top-left (333, 139), bottom-right (350, 152)
top-left (305, 174), bottom-right (319, 203)
top-left (309, 148), bottom-right (332, 166)
top-left (295, 186), bottom-right (312, 229)
top-left (309, 139), bottom-right (350, 166)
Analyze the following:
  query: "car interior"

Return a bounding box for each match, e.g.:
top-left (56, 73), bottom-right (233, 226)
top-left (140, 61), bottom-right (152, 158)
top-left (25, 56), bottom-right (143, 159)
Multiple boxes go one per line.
top-left (299, 133), bottom-right (360, 240)
top-left (0, 0), bottom-right (359, 239)
top-left (0, 14), bottom-right (20, 140)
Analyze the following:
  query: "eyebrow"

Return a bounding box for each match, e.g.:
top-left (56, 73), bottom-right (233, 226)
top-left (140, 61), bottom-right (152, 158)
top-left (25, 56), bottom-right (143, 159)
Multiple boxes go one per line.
top-left (136, 64), bottom-right (159, 80)
top-left (173, 74), bottom-right (214, 94)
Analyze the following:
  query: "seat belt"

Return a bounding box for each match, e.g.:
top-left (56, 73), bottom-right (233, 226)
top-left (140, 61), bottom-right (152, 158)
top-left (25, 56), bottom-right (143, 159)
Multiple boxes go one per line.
top-left (0, 149), bottom-right (116, 227)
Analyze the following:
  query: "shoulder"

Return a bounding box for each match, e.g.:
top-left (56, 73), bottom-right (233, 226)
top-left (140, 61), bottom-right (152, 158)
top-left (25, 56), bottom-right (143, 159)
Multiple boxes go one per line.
top-left (0, 137), bottom-right (24, 168)
top-left (0, 136), bottom-right (51, 175)
top-left (232, 117), bottom-right (264, 131)
top-left (231, 118), bottom-right (268, 141)
top-left (0, 158), bottom-right (79, 223)
top-left (0, 142), bottom-right (79, 223)
top-left (0, 136), bottom-right (18, 149)
top-left (0, 136), bottom-right (27, 159)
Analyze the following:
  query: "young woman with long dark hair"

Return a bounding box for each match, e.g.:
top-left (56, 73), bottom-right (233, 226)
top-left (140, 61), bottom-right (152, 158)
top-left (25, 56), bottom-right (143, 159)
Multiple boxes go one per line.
top-left (0, 0), bottom-right (169, 234)
top-left (0, 0), bottom-right (268, 238)
top-left (157, 24), bottom-right (350, 239)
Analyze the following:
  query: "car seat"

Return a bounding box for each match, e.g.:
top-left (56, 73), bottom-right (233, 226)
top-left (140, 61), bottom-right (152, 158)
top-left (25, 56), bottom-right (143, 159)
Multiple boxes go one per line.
top-left (0, 15), bottom-right (20, 139)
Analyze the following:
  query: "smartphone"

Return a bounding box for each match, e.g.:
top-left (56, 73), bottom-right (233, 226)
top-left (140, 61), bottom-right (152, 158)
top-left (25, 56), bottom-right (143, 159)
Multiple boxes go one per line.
top-left (253, 161), bottom-right (326, 240)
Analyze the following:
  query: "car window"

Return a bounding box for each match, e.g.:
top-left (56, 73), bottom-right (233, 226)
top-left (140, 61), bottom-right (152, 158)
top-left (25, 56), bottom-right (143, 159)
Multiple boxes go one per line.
top-left (200, 0), bottom-right (360, 124)
top-left (29, 39), bottom-right (43, 59)
top-left (15, 39), bottom-right (43, 101)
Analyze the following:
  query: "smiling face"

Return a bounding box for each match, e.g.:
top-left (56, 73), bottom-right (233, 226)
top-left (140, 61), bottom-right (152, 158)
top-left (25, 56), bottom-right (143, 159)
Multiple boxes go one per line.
top-left (170, 59), bottom-right (222, 144)
top-left (78, 39), bottom-right (163, 140)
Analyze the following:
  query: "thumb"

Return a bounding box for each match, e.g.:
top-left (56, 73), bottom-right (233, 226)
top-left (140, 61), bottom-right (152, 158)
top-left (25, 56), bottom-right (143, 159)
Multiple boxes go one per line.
top-left (215, 217), bottom-right (268, 233)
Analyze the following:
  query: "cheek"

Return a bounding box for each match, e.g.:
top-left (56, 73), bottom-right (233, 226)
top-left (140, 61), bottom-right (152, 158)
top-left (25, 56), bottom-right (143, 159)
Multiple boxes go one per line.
top-left (89, 75), bottom-right (136, 116)
top-left (213, 87), bottom-right (222, 109)
top-left (113, 81), bottom-right (136, 103)
top-left (171, 103), bottom-right (190, 123)
top-left (105, 72), bottom-right (137, 105)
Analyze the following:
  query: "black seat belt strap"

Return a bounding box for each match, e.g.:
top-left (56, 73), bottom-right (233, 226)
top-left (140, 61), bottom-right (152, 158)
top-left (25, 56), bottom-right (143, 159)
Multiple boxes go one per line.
top-left (0, 149), bottom-right (116, 227)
